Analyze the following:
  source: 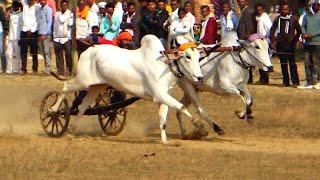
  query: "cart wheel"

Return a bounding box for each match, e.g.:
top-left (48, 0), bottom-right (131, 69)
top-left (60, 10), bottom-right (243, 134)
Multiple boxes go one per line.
top-left (40, 90), bottom-right (70, 137)
top-left (96, 91), bottom-right (127, 136)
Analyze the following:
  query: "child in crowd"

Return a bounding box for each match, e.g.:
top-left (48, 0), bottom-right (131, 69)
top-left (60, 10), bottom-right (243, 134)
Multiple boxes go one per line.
top-left (6, 1), bottom-right (22, 74)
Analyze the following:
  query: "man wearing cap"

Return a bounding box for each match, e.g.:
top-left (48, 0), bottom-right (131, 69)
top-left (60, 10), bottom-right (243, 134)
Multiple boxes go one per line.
top-left (116, 31), bottom-right (134, 49)
top-left (98, 1), bottom-right (106, 25)
top-left (299, 0), bottom-right (320, 89)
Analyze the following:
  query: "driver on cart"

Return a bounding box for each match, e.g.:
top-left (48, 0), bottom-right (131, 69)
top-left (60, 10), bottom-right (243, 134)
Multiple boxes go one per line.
top-left (70, 31), bottom-right (135, 114)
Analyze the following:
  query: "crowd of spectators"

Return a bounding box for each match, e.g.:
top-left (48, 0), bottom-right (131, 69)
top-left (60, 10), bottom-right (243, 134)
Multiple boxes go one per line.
top-left (0, 0), bottom-right (319, 90)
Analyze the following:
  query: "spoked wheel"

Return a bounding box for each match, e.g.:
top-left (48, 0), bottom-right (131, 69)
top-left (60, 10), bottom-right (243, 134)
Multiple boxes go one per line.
top-left (40, 90), bottom-right (70, 137)
top-left (96, 90), bottom-right (127, 136)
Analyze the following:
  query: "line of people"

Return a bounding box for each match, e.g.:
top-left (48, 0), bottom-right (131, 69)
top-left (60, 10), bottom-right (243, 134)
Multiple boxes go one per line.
top-left (1, 0), bottom-right (72, 76)
top-left (1, 0), bottom-right (319, 90)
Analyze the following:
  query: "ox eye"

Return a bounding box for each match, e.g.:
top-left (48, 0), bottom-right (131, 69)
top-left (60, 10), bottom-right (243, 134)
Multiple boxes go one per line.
top-left (255, 45), bottom-right (260, 49)
top-left (186, 55), bottom-right (191, 59)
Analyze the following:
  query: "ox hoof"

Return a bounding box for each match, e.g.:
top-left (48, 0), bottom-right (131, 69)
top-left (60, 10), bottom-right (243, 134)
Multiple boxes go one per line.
top-left (235, 110), bottom-right (246, 119)
top-left (216, 129), bottom-right (225, 136)
top-left (162, 140), bottom-right (170, 145)
top-left (245, 114), bottom-right (254, 125)
top-left (183, 128), bottom-right (209, 140)
top-left (212, 123), bottom-right (225, 136)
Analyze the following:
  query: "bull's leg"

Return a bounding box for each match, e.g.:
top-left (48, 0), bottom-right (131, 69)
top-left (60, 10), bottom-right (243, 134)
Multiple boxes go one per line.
top-left (156, 92), bottom-right (209, 142)
top-left (70, 85), bottom-right (106, 132)
top-left (236, 86), bottom-right (254, 123)
top-left (176, 94), bottom-right (191, 138)
top-left (49, 80), bottom-right (83, 113)
top-left (178, 80), bottom-right (225, 136)
top-left (158, 104), bottom-right (169, 143)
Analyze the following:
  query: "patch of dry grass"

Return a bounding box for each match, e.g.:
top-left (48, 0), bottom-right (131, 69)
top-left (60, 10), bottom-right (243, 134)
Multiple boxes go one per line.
top-left (0, 60), bottom-right (319, 179)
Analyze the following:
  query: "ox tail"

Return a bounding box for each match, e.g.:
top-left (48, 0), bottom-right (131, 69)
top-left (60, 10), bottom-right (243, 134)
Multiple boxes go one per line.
top-left (50, 72), bottom-right (75, 81)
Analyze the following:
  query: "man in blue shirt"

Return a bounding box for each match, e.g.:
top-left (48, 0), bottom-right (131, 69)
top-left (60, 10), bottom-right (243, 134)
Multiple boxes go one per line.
top-left (99, 2), bottom-right (120, 40)
top-left (299, 1), bottom-right (320, 89)
top-left (37, 0), bottom-right (52, 75)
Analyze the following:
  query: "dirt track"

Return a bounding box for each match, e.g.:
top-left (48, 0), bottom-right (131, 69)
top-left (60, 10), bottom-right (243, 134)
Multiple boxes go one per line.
top-left (0, 61), bottom-right (320, 179)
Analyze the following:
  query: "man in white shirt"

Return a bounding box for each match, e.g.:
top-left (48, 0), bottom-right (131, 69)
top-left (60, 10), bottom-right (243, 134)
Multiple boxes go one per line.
top-left (37, 0), bottom-right (52, 75)
top-left (20, 0), bottom-right (40, 75)
top-left (6, 1), bottom-right (22, 74)
top-left (184, 1), bottom-right (195, 38)
top-left (169, 8), bottom-right (194, 47)
top-left (220, 1), bottom-right (238, 38)
top-left (87, 0), bottom-right (99, 33)
top-left (76, 0), bottom-right (90, 57)
top-left (113, 0), bottom-right (124, 23)
top-left (255, 3), bottom-right (272, 85)
top-left (255, 3), bottom-right (272, 39)
top-left (53, 0), bottom-right (73, 76)
top-left (98, 1), bottom-right (107, 25)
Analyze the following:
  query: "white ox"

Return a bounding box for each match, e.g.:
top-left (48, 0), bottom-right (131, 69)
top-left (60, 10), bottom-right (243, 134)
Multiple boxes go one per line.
top-left (49, 35), bottom-right (221, 143)
top-left (173, 32), bottom-right (273, 137)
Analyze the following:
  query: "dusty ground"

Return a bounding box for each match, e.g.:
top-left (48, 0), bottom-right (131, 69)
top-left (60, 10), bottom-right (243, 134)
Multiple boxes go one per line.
top-left (0, 58), bottom-right (319, 179)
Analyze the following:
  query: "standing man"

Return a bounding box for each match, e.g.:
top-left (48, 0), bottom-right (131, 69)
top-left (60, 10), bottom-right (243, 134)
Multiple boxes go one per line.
top-left (220, 1), bottom-right (238, 38)
top-left (98, 2), bottom-right (107, 25)
top-left (37, 0), bottom-right (52, 75)
top-left (47, 0), bottom-right (57, 17)
top-left (255, 3), bottom-right (272, 85)
top-left (156, 0), bottom-right (169, 46)
top-left (236, 0), bottom-right (256, 84)
top-left (139, 0), bottom-right (158, 39)
top-left (0, 4), bottom-right (5, 73)
top-left (170, 0), bottom-right (179, 15)
top-left (299, 1), bottom-right (320, 89)
top-left (170, 8), bottom-right (195, 46)
top-left (121, 2), bottom-right (138, 45)
top-left (20, 0), bottom-right (40, 75)
top-left (76, 0), bottom-right (90, 57)
top-left (53, 0), bottom-right (73, 76)
top-left (199, 5), bottom-right (217, 46)
top-left (6, 1), bottom-right (22, 74)
top-left (270, 2), bottom-right (301, 87)
top-left (184, 1), bottom-right (195, 39)
top-left (87, 0), bottom-right (99, 33)
top-left (114, 0), bottom-right (124, 21)
top-left (100, 2), bottom-right (121, 40)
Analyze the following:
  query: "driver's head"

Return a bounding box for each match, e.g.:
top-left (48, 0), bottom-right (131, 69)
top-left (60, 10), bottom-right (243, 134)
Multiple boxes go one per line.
top-left (117, 31), bottom-right (133, 49)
